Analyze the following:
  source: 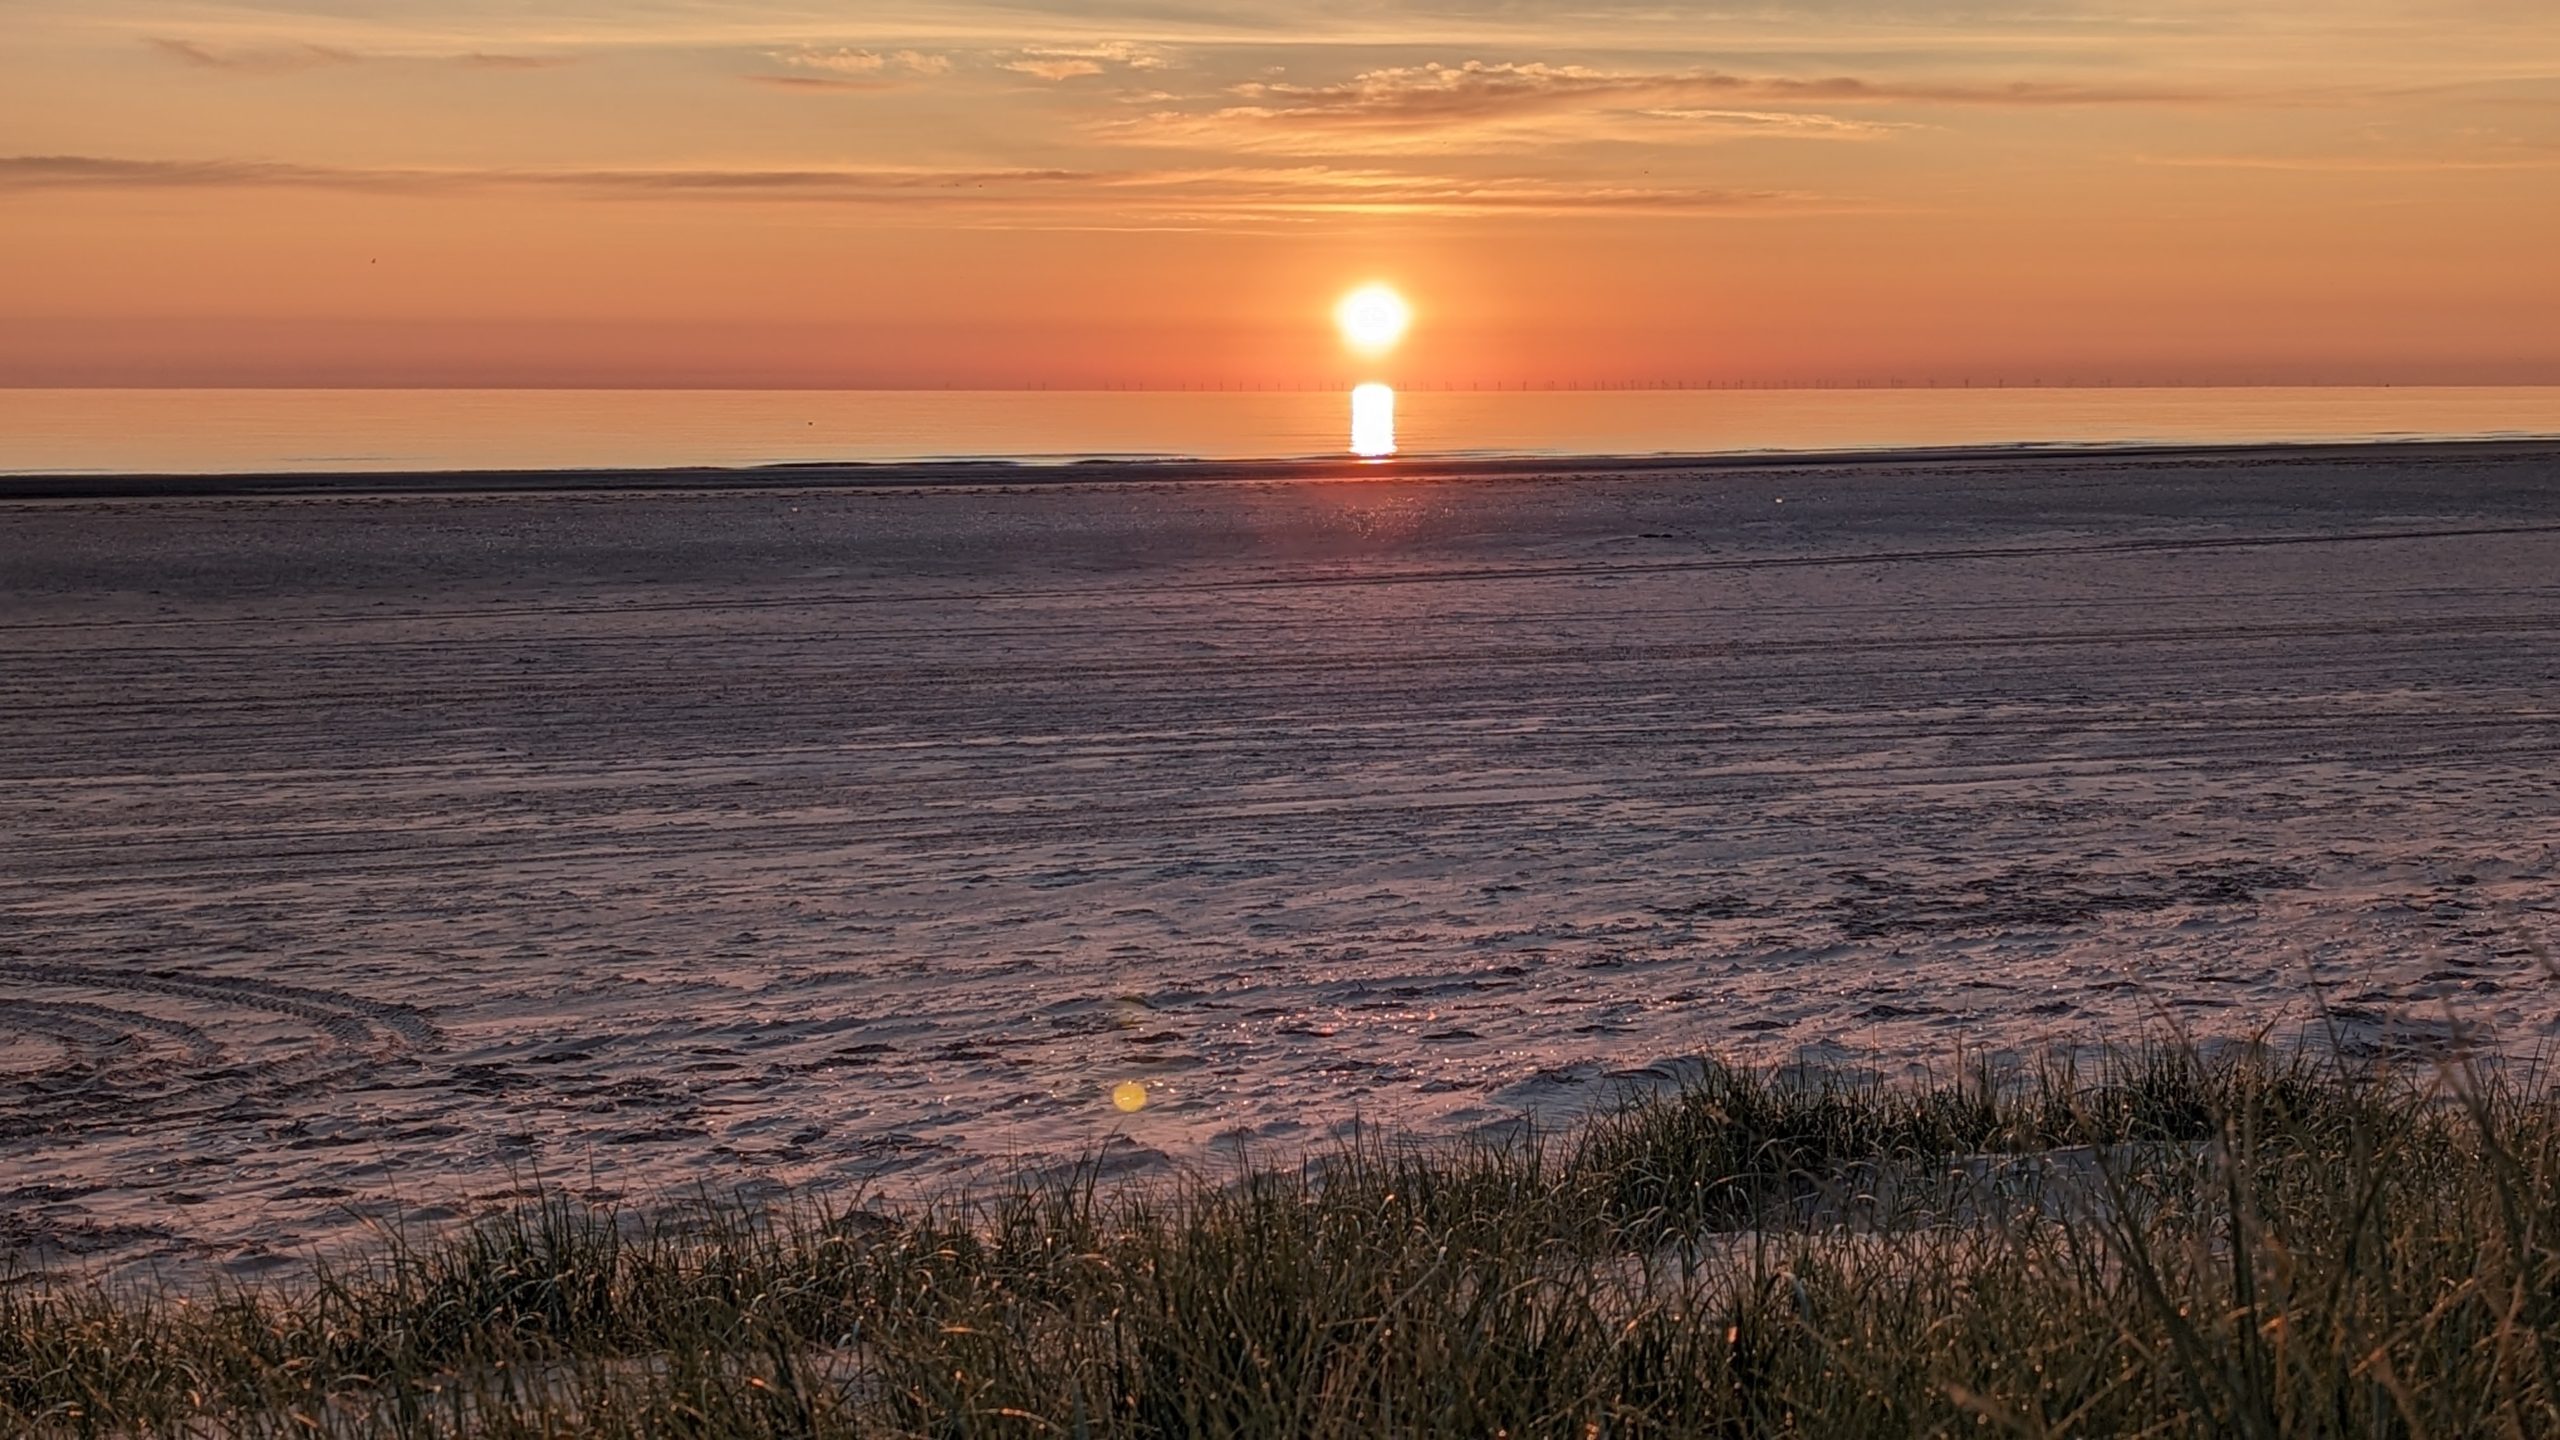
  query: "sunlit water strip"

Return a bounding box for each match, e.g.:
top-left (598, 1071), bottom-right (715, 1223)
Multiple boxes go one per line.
top-left (1350, 383), bottom-right (1397, 458)
top-left (1, 387), bottom-right (2556, 475)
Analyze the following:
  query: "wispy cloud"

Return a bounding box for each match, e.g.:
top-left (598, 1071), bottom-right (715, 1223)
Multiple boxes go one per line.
top-left (148, 37), bottom-right (360, 72)
top-left (772, 47), bottom-right (949, 76)
top-left (1112, 166), bottom-right (1818, 217)
top-left (457, 52), bottom-right (578, 71)
top-left (0, 152), bottom-right (1832, 222)
top-left (1636, 109), bottom-right (1910, 138)
top-left (0, 155), bottom-right (1087, 197)
top-left (2140, 150), bottom-right (2560, 170)
top-left (147, 36), bottom-right (571, 72)
top-left (1244, 59), bottom-right (2212, 118)
top-left (1005, 57), bottom-right (1104, 80)
top-left (753, 45), bottom-right (948, 90)
top-left (783, 47), bottom-right (888, 75)
top-left (1102, 59), bottom-right (2211, 152)
top-left (1002, 42), bottom-right (1172, 81)
top-left (747, 73), bottom-right (895, 92)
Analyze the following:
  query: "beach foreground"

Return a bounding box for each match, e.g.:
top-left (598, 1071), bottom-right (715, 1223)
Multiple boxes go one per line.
top-left (13, 1044), bottom-right (2560, 1436)
top-left (3, 443), bottom-right (2557, 1283)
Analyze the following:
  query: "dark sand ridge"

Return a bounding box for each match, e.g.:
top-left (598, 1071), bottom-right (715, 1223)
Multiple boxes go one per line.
top-left (3, 440), bottom-right (2556, 1284)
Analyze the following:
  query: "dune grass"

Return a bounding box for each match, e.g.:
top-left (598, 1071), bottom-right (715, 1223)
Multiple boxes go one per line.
top-left (9, 1040), bottom-right (2560, 1436)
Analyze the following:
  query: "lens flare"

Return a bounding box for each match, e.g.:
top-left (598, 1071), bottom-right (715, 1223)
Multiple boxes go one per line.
top-left (1351, 383), bottom-right (1396, 458)
top-left (1335, 284), bottom-right (1411, 353)
top-left (1112, 1081), bottom-right (1148, 1112)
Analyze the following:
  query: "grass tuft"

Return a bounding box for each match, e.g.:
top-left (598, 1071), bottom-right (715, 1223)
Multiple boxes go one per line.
top-left (6, 1039), bottom-right (2559, 1436)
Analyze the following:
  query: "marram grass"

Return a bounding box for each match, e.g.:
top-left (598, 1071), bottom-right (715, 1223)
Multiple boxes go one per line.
top-left (8, 1040), bottom-right (2560, 1437)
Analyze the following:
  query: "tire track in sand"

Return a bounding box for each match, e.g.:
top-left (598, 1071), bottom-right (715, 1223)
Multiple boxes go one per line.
top-left (0, 959), bottom-right (441, 1141)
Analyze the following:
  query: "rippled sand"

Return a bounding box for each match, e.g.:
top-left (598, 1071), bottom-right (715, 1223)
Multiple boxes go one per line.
top-left (5, 446), bottom-right (2558, 1281)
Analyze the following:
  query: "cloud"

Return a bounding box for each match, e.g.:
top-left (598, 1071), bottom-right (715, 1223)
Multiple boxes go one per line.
top-left (1247, 59), bottom-right (2209, 119)
top-left (1745, 75), bottom-right (2217, 106)
top-left (1001, 41), bottom-right (1172, 80)
top-left (1102, 59), bottom-right (2212, 152)
top-left (747, 73), bottom-right (895, 92)
top-left (758, 46), bottom-right (949, 88)
top-left (1636, 108), bottom-right (1909, 138)
top-left (147, 37), bottom-right (571, 72)
top-left (1056, 42), bottom-right (1171, 71)
top-left (1109, 165), bottom-right (1814, 216)
top-left (1005, 58), bottom-right (1106, 80)
top-left (0, 153), bottom-right (1828, 222)
top-left (147, 38), bottom-right (360, 72)
top-left (770, 47), bottom-right (950, 76)
top-left (457, 53), bottom-right (578, 71)
top-left (0, 155), bottom-right (1089, 198)
top-left (0, 156), bottom-right (365, 187)
top-left (778, 47), bottom-right (888, 74)
top-left (584, 166), bottom-right (1091, 194)
top-left (2140, 151), bottom-right (2560, 171)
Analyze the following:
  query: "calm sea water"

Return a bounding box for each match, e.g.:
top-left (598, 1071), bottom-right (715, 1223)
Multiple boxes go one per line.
top-left (2, 387), bottom-right (2555, 475)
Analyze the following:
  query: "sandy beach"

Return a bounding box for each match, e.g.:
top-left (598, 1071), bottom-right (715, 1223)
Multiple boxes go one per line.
top-left (4, 443), bottom-right (2557, 1284)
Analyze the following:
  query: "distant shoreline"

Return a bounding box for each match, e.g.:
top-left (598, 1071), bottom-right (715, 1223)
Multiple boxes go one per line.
top-left (6, 433), bottom-right (2558, 501)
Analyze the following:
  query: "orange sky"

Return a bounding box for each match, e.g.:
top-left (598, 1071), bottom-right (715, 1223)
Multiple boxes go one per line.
top-left (4, 1), bottom-right (2557, 387)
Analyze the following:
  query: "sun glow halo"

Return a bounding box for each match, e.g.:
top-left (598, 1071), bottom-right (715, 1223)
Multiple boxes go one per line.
top-left (1335, 284), bottom-right (1412, 353)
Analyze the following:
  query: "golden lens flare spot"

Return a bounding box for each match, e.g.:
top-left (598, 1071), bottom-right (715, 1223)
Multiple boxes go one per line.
top-left (1350, 383), bottom-right (1397, 458)
top-left (1112, 1081), bottom-right (1149, 1113)
top-left (1335, 284), bottom-right (1411, 353)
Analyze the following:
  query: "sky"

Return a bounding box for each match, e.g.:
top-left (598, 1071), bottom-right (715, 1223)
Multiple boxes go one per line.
top-left (3, 0), bottom-right (2557, 388)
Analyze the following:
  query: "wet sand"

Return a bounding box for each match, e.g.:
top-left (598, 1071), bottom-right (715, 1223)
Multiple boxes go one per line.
top-left (4, 443), bottom-right (2558, 1282)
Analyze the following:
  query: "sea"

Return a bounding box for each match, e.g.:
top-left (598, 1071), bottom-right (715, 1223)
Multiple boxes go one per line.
top-left (1, 385), bottom-right (2556, 475)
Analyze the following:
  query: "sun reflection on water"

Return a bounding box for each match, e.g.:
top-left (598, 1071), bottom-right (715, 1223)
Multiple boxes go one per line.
top-left (1350, 383), bottom-right (1396, 458)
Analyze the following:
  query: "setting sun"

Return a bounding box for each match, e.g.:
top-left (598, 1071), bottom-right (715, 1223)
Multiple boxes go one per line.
top-left (1335, 285), bottom-right (1412, 355)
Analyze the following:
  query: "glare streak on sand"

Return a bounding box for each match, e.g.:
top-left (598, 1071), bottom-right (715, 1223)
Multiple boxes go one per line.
top-left (0, 445), bottom-right (2557, 1285)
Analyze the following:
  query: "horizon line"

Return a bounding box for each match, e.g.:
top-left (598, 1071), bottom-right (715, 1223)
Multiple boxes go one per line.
top-left (5, 379), bottom-right (2559, 394)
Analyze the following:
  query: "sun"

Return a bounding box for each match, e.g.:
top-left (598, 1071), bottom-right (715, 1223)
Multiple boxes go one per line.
top-left (1335, 284), bottom-right (1411, 354)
